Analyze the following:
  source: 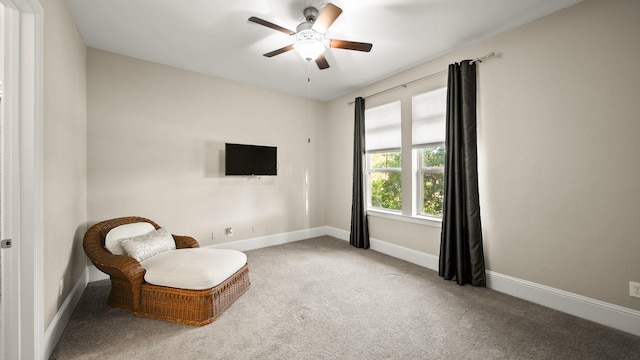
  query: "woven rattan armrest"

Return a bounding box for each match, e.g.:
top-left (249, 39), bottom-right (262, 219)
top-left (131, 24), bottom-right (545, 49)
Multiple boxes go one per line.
top-left (83, 226), bottom-right (145, 284)
top-left (92, 253), bottom-right (145, 283)
top-left (173, 235), bottom-right (200, 249)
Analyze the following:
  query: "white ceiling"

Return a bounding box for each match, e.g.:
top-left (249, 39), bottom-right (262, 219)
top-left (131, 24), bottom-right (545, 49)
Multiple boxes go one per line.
top-left (65, 0), bottom-right (581, 101)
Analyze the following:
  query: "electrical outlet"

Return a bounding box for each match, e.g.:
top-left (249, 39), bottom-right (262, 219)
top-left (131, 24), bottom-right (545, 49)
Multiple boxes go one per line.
top-left (225, 227), bottom-right (233, 236)
top-left (630, 281), bottom-right (640, 298)
top-left (59, 278), bottom-right (64, 296)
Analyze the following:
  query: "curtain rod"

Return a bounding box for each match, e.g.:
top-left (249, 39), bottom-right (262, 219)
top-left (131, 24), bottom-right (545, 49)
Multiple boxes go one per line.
top-left (347, 52), bottom-right (495, 105)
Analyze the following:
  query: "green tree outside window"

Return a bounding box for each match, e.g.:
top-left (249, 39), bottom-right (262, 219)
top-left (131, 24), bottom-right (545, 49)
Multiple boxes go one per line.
top-left (421, 146), bottom-right (445, 216)
top-left (369, 152), bottom-right (402, 210)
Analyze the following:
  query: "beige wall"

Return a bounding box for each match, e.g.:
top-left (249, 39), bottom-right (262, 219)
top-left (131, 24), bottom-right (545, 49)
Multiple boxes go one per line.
top-left (41, 0), bottom-right (640, 332)
top-left (41, 0), bottom-right (87, 328)
top-left (325, 0), bottom-right (640, 311)
top-left (87, 49), bottom-right (326, 245)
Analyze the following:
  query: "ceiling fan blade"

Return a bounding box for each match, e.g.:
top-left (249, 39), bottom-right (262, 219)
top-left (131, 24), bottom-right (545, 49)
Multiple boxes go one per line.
top-left (315, 54), bottom-right (330, 70)
top-left (312, 3), bottom-right (342, 33)
top-left (264, 45), bottom-right (294, 58)
top-left (248, 16), bottom-right (295, 35)
top-left (329, 39), bottom-right (373, 52)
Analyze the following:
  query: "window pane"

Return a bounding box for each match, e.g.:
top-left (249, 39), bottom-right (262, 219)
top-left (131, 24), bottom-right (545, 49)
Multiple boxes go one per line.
top-left (423, 172), bottom-right (444, 216)
top-left (423, 146), bottom-right (445, 167)
top-left (370, 152), bottom-right (401, 169)
top-left (370, 172), bottom-right (402, 210)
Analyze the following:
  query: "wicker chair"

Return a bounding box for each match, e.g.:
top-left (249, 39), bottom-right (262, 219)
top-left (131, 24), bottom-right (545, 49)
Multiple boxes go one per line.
top-left (83, 216), bottom-right (250, 326)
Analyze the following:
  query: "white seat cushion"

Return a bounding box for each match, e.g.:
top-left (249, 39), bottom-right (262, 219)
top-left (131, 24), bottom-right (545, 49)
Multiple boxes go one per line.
top-left (140, 248), bottom-right (247, 290)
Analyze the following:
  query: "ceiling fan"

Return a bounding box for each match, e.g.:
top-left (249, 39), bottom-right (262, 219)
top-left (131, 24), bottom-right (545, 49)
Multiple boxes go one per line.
top-left (248, 3), bottom-right (373, 70)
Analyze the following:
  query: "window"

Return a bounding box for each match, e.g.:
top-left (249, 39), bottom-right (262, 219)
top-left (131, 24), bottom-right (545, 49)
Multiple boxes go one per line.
top-left (363, 87), bottom-right (446, 223)
top-left (412, 87), bottom-right (447, 217)
top-left (365, 101), bottom-right (401, 211)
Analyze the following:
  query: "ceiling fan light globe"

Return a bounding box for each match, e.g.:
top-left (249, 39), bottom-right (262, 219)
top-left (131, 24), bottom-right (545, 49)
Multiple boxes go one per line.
top-left (294, 39), bottom-right (326, 61)
top-left (294, 28), bottom-right (326, 61)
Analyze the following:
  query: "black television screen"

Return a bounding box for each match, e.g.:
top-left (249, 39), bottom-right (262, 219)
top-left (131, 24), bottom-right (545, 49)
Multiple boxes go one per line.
top-left (225, 143), bottom-right (277, 176)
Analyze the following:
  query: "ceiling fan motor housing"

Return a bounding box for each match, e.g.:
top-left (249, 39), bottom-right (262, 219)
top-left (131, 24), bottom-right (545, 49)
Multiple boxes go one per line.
top-left (303, 7), bottom-right (319, 22)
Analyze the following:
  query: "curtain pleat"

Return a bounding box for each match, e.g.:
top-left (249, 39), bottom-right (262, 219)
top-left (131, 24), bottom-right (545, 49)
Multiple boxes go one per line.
top-left (350, 97), bottom-right (370, 249)
top-left (439, 61), bottom-right (486, 286)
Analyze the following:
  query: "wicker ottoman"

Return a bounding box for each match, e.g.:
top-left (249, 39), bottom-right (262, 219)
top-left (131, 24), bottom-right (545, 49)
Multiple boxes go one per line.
top-left (138, 263), bottom-right (250, 326)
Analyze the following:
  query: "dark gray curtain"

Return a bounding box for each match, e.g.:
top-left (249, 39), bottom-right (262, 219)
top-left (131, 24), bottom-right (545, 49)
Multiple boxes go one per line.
top-left (439, 61), bottom-right (486, 286)
top-left (350, 97), bottom-right (370, 249)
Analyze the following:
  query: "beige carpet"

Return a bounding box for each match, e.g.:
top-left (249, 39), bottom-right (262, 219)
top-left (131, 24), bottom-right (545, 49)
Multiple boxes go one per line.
top-left (50, 236), bottom-right (640, 359)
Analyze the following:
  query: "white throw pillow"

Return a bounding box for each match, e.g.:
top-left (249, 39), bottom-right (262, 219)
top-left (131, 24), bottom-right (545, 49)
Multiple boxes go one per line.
top-left (118, 227), bottom-right (176, 262)
top-left (104, 222), bottom-right (156, 255)
top-left (141, 248), bottom-right (247, 290)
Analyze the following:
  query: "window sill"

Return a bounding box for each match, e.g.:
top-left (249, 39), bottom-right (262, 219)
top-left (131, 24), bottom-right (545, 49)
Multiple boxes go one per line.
top-left (366, 209), bottom-right (442, 228)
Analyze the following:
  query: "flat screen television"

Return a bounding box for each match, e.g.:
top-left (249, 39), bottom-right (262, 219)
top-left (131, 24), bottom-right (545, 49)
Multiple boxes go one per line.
top-left (225, 143), bottom-right (277, 176)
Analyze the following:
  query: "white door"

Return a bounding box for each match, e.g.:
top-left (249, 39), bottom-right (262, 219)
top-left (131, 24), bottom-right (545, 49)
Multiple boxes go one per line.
top-left (0, 78), bottom-right (21, 360)
top-left (0, 14), bottom-right (11, 356)
top-left (0, 7), bottom-right (7, 357)
top-left (0, 79), bottom-right (10, 360)
top-left (0, 78), bottom-right (4, 360)
top-left (0, 0), bottom-right (42, 357)
top-left (1, 0), bottom-right (43, 357)
top-left (1, 5), bottom-right (14, 357)
top-left (0, 83), bottom-right (21, 360)
top-left (1, 2), bottom-right (24, 358)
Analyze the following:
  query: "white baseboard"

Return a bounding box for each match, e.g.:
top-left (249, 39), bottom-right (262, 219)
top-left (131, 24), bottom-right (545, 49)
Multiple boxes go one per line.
top-left (327, 226), bottom-right (440, 270)
top-left (326, 226), bottom-right (349, 241)
top-left (486, 271), bottom-right (640, 336)
top-left (324, 226), bottom-right (640, 337)
top-left (208, 226), bottom-right (328, 251)
top-left (44, 268), bottom-right (89, 360)
top-left (80, 225), bottom-right (640, 338)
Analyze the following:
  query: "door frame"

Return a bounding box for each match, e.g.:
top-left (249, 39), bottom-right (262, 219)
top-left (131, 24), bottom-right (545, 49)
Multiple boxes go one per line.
top-left (1, 0), bottom-right (43, 359)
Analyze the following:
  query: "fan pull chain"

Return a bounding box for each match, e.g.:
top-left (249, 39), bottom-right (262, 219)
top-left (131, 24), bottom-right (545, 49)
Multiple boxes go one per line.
top-left (307, 60), bottom-right (312, 140)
